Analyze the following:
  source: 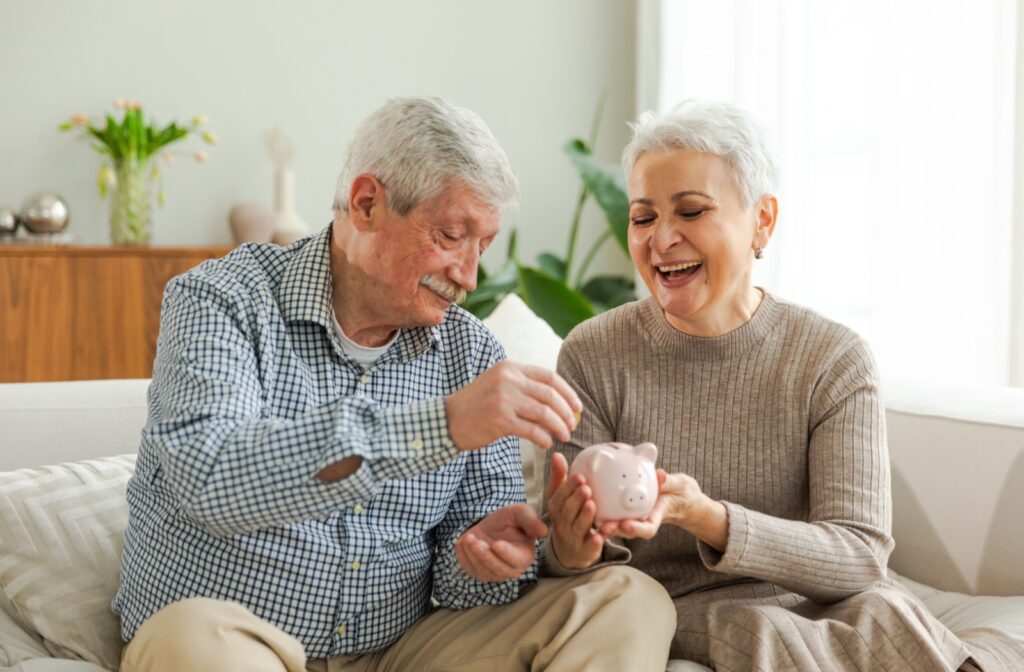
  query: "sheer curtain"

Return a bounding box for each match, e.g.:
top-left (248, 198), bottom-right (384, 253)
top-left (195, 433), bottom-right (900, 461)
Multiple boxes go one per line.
top-left (645, 0), bottom-right (1019, 386)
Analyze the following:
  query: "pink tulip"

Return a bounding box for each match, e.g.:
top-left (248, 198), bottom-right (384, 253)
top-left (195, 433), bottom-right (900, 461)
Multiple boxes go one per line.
top-left (113, 99), bottom-right (127, 110)
top-left (162, 152), bottom-right (176, 165)
top-left (194, 150), bottom-right (209, 163)
top-left (71, 114), bottom-right (89, 127)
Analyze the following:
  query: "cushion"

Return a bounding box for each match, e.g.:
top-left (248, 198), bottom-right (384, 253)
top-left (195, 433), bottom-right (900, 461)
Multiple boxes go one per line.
top-left (0, 456), bottom-right (136, 670)
top-left (0, 380), bottom-right (149, 472)
top-left (0, 603), bottom-right (48, 665)
top-left (893, 572), bottom-right (1024, 647)
top-left (482, 293), bottom-right (563, 513)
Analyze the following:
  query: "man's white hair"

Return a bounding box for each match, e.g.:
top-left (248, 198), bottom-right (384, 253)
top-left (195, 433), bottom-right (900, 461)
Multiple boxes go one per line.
top-left (622, 100), bottom-right (779, 207)
top-left (333, 97), bottom-right (520, 216)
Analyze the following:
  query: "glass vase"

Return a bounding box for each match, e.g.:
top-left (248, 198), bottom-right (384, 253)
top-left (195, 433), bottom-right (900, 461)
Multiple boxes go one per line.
top-left (109, 157), bottom-right (154, 245)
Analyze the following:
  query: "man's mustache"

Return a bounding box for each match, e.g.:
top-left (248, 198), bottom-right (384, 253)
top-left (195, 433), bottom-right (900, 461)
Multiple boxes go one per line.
top-left (420, 275), bottom-right (467, 304)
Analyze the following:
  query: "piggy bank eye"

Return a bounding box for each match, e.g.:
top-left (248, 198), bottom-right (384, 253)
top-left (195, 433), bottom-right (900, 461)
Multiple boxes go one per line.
top-left (621, 473), bottom-right (626, 479)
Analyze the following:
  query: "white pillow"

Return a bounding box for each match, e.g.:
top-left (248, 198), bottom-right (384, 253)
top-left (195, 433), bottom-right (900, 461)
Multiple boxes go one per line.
top-left (482, 293), bottom-right (564, 513)
top-left (892, 571), bottom-right (1024, 647)
top-left (0, 456), bottom-right (136, 670)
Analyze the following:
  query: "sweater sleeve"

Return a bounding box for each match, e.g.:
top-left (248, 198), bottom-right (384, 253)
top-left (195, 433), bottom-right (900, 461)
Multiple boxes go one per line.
top-left (696, 337), bottom-right (894, 604)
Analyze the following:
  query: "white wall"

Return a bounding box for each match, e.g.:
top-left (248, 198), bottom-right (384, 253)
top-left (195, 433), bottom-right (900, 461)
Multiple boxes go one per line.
top-left (0, 0), bottom-right (636, 278)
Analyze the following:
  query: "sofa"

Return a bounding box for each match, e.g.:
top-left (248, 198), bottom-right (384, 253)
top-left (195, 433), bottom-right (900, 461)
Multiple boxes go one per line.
top-left (0, 294), bottom-right (1021, 671)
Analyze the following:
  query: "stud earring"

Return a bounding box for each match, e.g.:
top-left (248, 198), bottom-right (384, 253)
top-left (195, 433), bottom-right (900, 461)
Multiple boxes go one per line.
top-left (754, 246), bottom-right (764, 260)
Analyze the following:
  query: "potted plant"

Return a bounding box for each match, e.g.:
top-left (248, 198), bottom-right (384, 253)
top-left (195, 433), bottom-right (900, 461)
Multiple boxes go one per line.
top-left (464, 99), bottom-right (635, 337)
top-left (59, 100), bottom-right (217, 245)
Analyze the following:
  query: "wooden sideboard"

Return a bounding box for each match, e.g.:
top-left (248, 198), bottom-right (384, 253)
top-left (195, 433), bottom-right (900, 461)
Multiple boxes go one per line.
top-left (0, 245), bottom-right (232, 383)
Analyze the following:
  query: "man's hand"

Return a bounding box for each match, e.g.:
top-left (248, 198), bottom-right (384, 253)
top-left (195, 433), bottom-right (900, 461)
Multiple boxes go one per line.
top-left (546, 452), bottom-right (605, 570)
top-left (454, 504), bottom-right (548, 583)
top-left (444, 361), bottom-right (582, 451)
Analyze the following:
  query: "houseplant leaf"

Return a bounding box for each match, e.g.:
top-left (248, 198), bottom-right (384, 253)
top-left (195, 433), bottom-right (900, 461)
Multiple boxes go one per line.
top-left (537, 253), bottom-right (567, 281)
top-left (564, 139), bottom-right (630, 255)
top-left (580, 275), bottom-right (636, 312)
top-left (518, 265), bottom-right (595, 338)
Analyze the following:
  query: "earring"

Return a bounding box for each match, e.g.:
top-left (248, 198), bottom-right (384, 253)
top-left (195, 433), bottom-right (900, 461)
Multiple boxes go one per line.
top-left (754, 246), bottom-right (764, 259)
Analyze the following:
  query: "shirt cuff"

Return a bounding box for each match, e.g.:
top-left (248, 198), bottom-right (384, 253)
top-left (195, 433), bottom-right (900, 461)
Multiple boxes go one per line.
top-left (370, 397), bottom-right (459, 480)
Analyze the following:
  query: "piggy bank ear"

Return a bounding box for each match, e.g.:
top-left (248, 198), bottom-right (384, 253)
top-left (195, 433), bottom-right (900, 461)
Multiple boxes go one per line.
top-left (635, 442), bottom-right (658, 463)
top-left (590, 447), bottom-right (618, 472)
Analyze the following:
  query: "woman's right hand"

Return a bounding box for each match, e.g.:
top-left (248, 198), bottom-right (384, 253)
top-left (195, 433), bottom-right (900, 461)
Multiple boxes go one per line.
top-left (546, 452), bottom-right (606, 569)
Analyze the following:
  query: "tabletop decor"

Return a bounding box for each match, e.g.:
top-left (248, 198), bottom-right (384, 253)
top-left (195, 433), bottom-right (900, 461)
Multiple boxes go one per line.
top-left (59, 100), bottom-right (217, 245)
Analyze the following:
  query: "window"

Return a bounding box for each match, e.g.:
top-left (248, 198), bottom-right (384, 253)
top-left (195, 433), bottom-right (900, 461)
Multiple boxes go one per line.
top-left (645, 0), bottom-right (1020, 386)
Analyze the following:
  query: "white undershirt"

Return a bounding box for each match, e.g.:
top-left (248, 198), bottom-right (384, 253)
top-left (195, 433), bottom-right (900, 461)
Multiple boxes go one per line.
top-left (331, 312), bottom-right (399, 369)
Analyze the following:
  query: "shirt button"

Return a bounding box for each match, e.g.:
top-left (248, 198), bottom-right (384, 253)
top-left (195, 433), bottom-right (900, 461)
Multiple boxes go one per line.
top-left (350, 560), bottom-right (362, 570)
top-left (353, 504), bottom-right (364, 514)
top-left (358, 374), bottom-right (370, 385)
top-left (336, 625), bottom-right (346, 636)
top-left (409, 438), bottom-right (424, 451)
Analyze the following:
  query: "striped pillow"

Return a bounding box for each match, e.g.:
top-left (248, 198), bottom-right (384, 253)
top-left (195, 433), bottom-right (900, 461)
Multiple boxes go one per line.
top-left (0, 455), bottom-right (136, 670)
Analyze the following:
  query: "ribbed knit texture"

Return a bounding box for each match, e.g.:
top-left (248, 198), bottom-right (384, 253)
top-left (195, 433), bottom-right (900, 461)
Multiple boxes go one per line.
top-left (540, 292), bottom-right (1024, 669)
top-left (547, 291), bottom-right (893, 601)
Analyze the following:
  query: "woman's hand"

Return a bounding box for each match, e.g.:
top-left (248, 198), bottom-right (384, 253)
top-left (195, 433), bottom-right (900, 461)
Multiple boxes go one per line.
top-left (546, 452), bottom-right (606, 569)
top-left (599, 469), bottom-right (729, 551)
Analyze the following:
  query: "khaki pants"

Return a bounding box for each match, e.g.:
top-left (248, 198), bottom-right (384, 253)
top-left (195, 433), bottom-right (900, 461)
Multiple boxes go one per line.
top-left (121, 566), bottom-right (675, 672)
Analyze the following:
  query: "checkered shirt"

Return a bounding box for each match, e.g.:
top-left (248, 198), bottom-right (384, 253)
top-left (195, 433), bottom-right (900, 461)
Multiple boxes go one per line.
top-left (112, 225), bottom-right (533, 658)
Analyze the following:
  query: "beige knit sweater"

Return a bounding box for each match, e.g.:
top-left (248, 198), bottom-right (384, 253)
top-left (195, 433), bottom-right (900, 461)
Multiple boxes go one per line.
top-left (542, 291), bottom-right (894, 602)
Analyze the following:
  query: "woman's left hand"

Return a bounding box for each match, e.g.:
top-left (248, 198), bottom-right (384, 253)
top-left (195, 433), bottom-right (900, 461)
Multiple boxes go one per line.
top-left (598, 469), bottom-right (719, 542)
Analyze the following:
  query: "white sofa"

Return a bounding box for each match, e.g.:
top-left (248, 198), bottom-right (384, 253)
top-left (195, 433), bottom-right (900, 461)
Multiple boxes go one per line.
top-left (0, 295), bottom-right (1022, 671)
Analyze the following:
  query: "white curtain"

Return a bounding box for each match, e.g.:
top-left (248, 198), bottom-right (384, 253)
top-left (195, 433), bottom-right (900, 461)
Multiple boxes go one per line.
top-left (647, 0), bottom-right (1019, 387)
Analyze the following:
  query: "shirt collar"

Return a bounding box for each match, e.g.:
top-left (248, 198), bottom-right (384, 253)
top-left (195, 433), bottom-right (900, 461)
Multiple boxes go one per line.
top-left (276, 224), bottom-right (444, 360)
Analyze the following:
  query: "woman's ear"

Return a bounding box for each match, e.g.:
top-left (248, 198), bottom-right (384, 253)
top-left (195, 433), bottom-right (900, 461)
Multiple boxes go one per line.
top-left (754, 194), bottom-right (778, 250)
top-left (347, 174), bottom-right (385, 232)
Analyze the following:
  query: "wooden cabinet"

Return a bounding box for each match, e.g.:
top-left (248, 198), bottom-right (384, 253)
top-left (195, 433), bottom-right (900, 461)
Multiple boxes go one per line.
top-left (0, 246), bottom-right (231, 382)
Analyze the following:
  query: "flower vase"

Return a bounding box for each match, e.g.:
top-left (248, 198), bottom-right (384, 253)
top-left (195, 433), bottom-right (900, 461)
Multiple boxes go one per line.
top-left (110, 158), bottom-right (154, 245)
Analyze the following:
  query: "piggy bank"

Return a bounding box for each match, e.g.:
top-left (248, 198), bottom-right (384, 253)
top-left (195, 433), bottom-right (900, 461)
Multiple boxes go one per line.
top-left (568, 442), bottom-right (658, 524)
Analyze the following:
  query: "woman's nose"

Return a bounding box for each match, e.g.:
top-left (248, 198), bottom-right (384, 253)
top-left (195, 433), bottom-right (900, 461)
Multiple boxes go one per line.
top-left (651, 218), bottom-right (684, 254)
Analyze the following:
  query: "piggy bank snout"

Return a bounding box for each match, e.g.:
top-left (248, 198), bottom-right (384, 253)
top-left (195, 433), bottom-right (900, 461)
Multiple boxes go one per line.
top-left (621, 484), bottom-right (652, 511)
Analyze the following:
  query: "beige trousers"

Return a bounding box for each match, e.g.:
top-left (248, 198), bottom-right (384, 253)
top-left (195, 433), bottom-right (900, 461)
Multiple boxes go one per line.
top-left (120, 566), bottom-right (675, 672)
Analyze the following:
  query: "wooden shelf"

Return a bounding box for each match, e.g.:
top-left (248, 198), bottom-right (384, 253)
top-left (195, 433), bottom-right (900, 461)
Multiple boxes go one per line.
top-left (0, 245), bottom-right (233, 382)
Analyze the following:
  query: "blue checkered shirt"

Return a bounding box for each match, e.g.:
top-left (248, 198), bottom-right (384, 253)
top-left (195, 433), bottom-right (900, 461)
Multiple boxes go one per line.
top-left (113, 226), bottom-right (533, 658)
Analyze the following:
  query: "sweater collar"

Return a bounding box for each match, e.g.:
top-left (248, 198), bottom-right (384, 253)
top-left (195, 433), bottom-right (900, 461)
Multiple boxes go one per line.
top-left (639, 289), bottom-right (783, 359)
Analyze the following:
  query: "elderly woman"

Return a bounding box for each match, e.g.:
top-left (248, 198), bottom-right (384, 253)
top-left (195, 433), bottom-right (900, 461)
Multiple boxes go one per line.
top-left (541, 101), bottom-right (1024, 671)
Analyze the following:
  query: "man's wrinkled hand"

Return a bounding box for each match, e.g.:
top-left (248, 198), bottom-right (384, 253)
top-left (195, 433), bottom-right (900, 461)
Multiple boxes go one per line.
top-left (454, 504), bottom-right (548, 583)
top-left (444, 361), bottom-right (582, 451)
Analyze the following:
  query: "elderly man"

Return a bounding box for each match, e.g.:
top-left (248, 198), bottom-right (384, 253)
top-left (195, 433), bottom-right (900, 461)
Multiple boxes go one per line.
top-left (113, 97), bottom-right (674, 672)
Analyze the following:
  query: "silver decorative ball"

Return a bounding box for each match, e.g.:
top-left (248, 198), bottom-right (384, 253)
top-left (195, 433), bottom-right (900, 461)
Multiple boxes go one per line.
top-left (20, 192), bottom-right (70, 234)
top-left (0, 208), bottom-right (17, 236)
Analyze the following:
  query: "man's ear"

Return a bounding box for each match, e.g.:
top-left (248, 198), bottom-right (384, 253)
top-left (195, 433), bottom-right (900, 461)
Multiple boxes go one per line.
top-left (348, 174), bottom-right (386, 232)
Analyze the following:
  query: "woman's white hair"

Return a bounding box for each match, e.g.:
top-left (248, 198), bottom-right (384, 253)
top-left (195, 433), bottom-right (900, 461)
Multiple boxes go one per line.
top-left (622, 100), bottom-right (779, 207)
top-left (333, 97), bottom-right (520, 216)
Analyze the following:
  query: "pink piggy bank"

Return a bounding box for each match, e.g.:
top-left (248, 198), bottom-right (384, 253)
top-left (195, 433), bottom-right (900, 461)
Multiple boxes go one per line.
top-left (568, 442), bottom-right (659, 525)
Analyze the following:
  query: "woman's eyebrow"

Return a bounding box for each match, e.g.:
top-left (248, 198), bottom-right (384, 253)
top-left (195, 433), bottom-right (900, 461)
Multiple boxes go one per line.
top-left (671, 190), bottom-right (713, 201)
top-left (630, 190), bottom-right (714, 207)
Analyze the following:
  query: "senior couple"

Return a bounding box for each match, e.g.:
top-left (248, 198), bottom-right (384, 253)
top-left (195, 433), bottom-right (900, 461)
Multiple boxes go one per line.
top-left (114, 97), bottom-right (1024, 671)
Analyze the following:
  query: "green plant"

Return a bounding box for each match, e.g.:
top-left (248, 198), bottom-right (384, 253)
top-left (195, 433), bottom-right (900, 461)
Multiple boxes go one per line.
top-left (463, 98), bottom-right (635, 338)
top-left (59, 99), bottom-right (216, 206)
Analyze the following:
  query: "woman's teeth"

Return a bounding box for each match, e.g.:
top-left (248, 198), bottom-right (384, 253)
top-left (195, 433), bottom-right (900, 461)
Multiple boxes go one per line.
top-left (657, 261), bottom-right (702, 278)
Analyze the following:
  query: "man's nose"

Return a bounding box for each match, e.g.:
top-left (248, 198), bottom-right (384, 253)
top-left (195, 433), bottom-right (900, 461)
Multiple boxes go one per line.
top-left (450, 247), bottom-right (479, 293)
